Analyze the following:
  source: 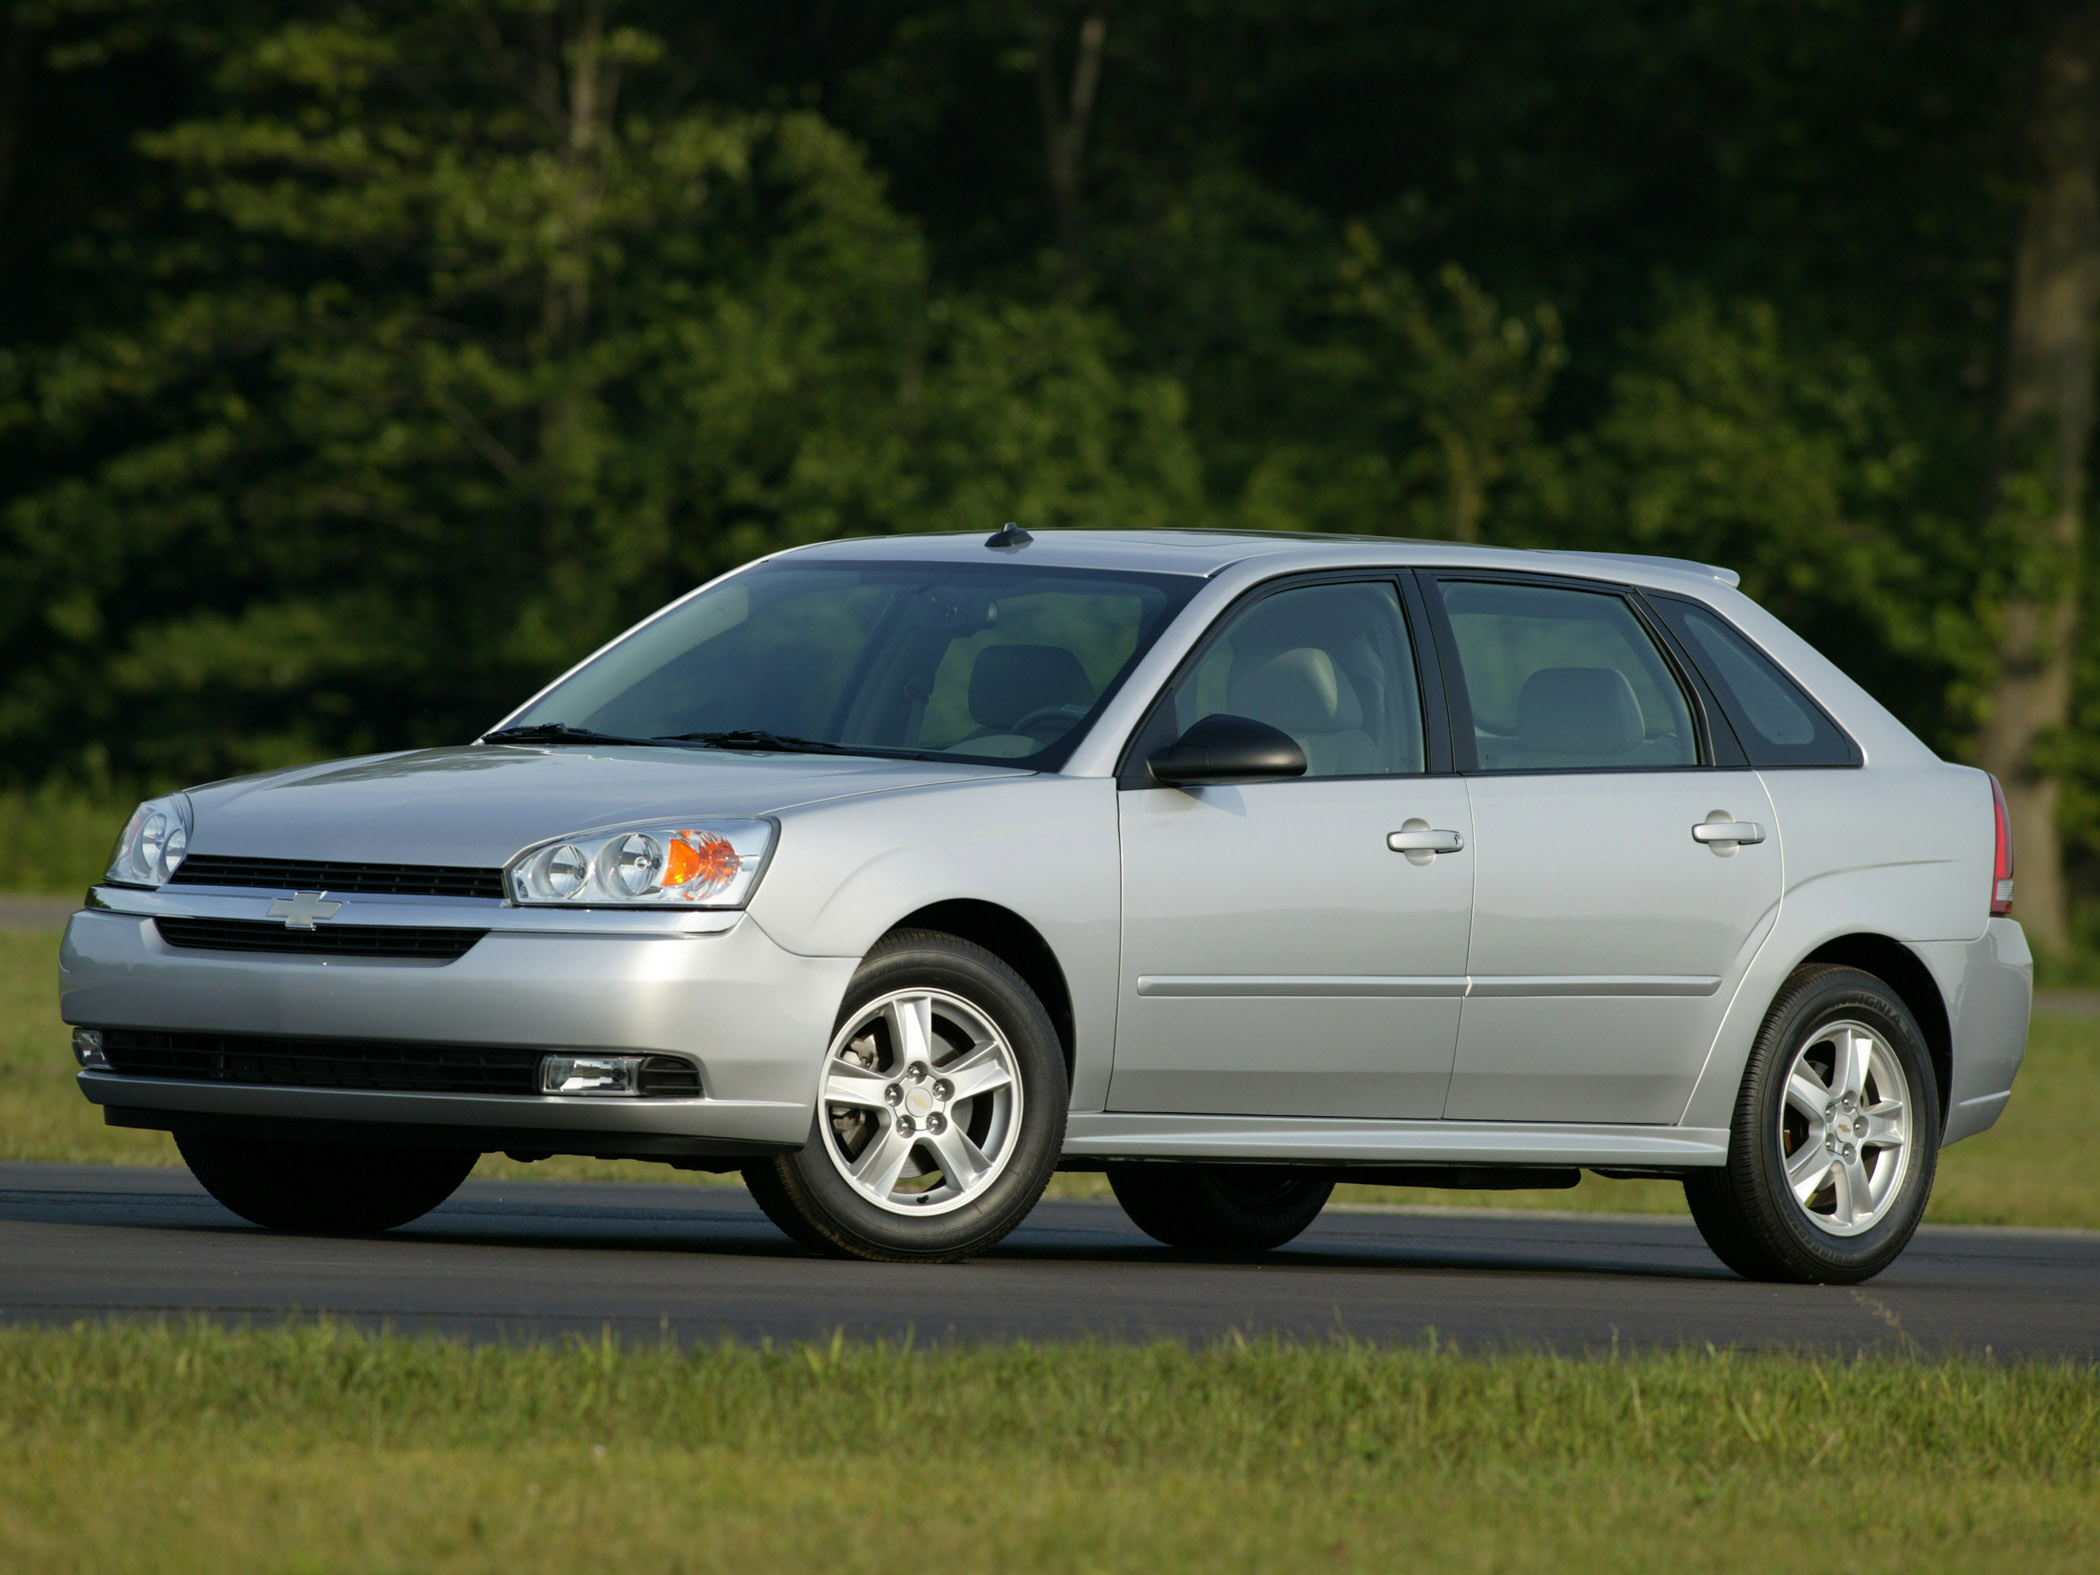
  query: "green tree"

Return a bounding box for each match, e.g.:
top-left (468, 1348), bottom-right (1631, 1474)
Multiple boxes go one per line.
top-left (16, 0), bottom-right (2100, 932)
top-left (1975, 3), bottom-right (2100, 955)
top-left (0, 0), bottom-right (1198, 787)
top-left (1556, 291), bottom-right (1986, 745)
top-left (1234, 249), bottom-right (1564, 543)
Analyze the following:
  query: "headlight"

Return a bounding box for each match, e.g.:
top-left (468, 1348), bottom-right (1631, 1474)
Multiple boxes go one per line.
top-left (104, 795), bottom-right (193, 889)
top-left (506, 819), bottom-right (775, 908)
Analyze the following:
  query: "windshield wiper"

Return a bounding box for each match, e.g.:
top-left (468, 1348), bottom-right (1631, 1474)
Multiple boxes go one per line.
top-left (659, 729), bottom-right (907, 758)
top-left (481, 723), bottom-right (670, 748)
top-left (483, 722), bottom-right (926, 760)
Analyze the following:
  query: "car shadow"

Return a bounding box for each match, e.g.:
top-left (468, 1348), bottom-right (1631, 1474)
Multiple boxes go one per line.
top-left (0, 1182), bottom-right (1743, 1283)
top-left (329, 1212), bottom-right (1745, 1283)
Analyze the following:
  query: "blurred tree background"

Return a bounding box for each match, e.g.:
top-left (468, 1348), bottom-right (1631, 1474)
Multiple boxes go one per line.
top-left (5, 0), bottom-right (2100, 951)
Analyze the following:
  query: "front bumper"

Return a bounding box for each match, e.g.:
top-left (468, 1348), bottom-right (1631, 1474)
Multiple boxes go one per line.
top-left (60, 898), bottom-right (856, 1153)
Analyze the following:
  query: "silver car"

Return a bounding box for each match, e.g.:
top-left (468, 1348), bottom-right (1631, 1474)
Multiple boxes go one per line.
top-left (60, 528), bottom-right (2031, 1282)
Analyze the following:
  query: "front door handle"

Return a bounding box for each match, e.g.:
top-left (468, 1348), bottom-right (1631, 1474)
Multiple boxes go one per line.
top-left (1692, 815), bottom-right (1765, 853)
top-left (1388, 822), bottom-right (1465, 865)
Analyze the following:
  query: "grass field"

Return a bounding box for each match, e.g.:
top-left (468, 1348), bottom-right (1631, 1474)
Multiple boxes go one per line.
top-left (0, 789), bottom-right (135, 895)
top-left (8, 924), bottom-right (2095, 1227)
top-left (0, 1322), bottom-right (2095, 1574)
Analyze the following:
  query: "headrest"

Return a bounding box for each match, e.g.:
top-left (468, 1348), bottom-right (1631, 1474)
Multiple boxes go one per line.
top-left (1515, 666), bottom-right (1644, 756)
top-left (1230, 647), bottom-right (1363, 734)
top-left (967, 644), bottom-right (1093, 729)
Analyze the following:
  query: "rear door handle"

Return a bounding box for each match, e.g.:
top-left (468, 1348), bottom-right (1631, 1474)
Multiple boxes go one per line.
top-left (1692, 819), bottom-right (1765, 848)
top-left (1388, 825), bottom-right (1464, 858)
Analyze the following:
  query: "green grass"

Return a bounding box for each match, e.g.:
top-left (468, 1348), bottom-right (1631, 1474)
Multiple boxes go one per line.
top-left (9, 923), bottom-right (2098, 1227)
top-left (0, 788), bottom-right (134, 895)
top-left (0, 1322), bottom-right (2095, 1573)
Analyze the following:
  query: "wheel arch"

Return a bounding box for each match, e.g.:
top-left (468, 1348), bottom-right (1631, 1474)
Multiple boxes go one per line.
top-left (1796, 932), bottom-right (1953, 1130)
top-left (881, 899), bottom-right (1077, 1082)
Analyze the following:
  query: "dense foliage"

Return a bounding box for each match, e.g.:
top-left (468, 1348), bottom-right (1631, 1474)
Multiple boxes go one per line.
top-left (2, 3), bottom-right (2090, 915)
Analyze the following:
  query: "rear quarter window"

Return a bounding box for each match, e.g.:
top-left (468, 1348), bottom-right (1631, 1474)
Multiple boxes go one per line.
top-left (1646, 594), bottom-right (1862, 768)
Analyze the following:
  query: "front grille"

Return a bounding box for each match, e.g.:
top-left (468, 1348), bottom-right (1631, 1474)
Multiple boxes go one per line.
top-left (155, 916), bottom-right (486, 961)
top-left (97, 1028), bottom-right (701, 1098)
top-left (169, 855), bottom-right (505, 900)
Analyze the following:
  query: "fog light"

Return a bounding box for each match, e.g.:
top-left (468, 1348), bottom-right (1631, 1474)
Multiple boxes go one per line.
top-left (72, 1028), bottom-right (108, 1069)
top-left (539, 1053), bottom-right (643, 1096)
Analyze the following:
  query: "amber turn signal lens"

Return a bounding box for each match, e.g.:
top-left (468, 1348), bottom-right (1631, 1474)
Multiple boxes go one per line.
top-left (664, 831), bottom-right (740, 897)
top-left (506, 818), bottom-right (772, 907)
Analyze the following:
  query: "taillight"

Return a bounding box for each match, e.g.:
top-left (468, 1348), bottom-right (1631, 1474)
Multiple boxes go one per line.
top-left (1989, 774), bottom-right (2015, 916)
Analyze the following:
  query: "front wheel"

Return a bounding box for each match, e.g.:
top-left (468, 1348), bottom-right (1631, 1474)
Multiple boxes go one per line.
top-left (1684, 965), bottom-right (1940, 1284)
top-left (743, 930), bottom-right (1067, 1262)
top-left (175, 1131), bottom-right (477, 1233)
top-left (1108, 1163), bottom-right (1334, 1251)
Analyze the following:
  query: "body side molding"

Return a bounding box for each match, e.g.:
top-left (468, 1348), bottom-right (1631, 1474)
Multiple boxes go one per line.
top-left (1133, 974), bottom-right (1721, 1000)
top-left (1065, 1112), bottom-right (1729, 1167)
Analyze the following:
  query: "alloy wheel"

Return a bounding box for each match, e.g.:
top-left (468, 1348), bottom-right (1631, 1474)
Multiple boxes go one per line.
top-left (817, 988), bottom-right (1024, 1217)
top-left (1775, 1017), bottom-right (1913, 1238)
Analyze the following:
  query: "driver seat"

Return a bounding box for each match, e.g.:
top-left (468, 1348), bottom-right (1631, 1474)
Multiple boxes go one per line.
top-left (1228, 646), bottom-right (1378, 777)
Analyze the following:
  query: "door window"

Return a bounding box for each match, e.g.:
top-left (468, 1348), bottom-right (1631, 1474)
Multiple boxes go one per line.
top-left (1436, 579), bottom-right (1698, 771)
top-left (1165, 581), bottom-right (1426, 777)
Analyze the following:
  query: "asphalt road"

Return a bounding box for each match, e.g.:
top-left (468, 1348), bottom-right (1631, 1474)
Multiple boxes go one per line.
top-left (2, 1162), bottom-right (2094, 1356)
top-left (0, 896), bottom-right (80, 927)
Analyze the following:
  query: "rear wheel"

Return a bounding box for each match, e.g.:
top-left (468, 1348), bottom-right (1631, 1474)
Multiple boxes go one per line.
top-left (1108, 1163), bottom-right (1334, 1251)
top-left (742, 930), bottom-right (1067, 1263)
top-left (175, 1131), bottom-right (477, 1233)
top-left (1684, 965), bottom-right (1939, 1284)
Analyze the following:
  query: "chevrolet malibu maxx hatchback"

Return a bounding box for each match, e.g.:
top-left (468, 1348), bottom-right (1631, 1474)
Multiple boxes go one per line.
top-left (60, 529), bottom-right (2031, 1282)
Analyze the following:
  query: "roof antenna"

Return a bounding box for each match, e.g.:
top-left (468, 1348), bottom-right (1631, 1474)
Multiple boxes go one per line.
top-left (984, 520), bottom-right (1033, 550)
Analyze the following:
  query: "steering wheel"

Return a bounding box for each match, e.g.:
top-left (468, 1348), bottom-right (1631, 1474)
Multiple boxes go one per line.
top-left (1006, 702), bottom-right (1090, 738)
top-left (954, 703), bottom-right (1090, 751)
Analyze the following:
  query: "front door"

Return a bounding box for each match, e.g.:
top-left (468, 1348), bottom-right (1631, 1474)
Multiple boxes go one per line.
top-left (1110, 578), bottom-right (1474, 1118)
top-left (1424, 574), bottom-right (1783, 1125)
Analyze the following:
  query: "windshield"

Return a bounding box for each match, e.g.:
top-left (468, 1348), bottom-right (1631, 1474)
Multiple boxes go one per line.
top-left (503, 558), bottom-right (1201, 766)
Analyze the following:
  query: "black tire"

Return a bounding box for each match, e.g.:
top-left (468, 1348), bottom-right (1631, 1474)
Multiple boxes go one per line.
top-left (742, 929), bottom-right (1068, 1263)
top-left (175, 1130), bottom-right (477, 1233)
top-left (1684, 965), bottom-right (1941, 1285)
top-left (742, 1158), bottom-right (835, 1253)
top-left (1108, 1164), bottom-right (1334, 1251)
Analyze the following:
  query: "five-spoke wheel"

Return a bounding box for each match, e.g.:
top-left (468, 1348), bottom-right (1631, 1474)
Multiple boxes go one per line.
top-left (1774, 1018), bottom-right (1914, 1237)
top-left (1686, 965), bottom-right (1939, 1284)
top-left (744, 929), bottom-right (1066, 1261)
top-left (818, 988), bottom-right (1024, 1215)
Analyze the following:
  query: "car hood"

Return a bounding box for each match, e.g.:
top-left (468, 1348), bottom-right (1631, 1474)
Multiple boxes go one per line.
top-left (182, 745), bottom-right (1023, 869)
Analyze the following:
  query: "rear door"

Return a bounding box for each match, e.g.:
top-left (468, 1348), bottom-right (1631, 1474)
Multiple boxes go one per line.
top-left (1110, 575), bottom-right (1474, 1118)
top-left (1422, 573), bottom-right (1782, 1125)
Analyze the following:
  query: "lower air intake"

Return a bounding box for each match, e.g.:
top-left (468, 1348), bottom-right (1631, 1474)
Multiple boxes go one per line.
top-left (97, 1028), bottom-right (701, 1098)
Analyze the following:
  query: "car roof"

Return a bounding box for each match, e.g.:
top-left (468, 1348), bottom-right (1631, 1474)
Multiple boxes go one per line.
top-left (777, 529), bottom-right (1740, 592)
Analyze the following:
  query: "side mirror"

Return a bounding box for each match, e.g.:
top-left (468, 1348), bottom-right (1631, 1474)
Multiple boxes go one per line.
top-left (1147, 713), bottom-right (1307, 787)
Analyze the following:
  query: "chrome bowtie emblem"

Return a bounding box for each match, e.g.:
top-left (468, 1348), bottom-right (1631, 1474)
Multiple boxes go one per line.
top-left (267, 891), bottom-right (343, 930)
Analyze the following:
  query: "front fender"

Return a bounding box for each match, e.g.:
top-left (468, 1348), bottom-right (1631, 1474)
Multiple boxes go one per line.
top-left (747, 775), bottom-right (1123, 1109)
